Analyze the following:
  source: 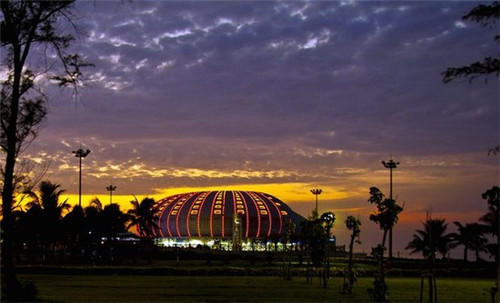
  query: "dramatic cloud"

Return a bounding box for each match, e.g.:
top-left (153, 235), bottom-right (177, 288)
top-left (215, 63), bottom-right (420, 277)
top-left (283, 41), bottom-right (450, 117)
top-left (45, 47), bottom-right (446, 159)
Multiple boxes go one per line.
top-left (12, 1), bottom-right (498, 257)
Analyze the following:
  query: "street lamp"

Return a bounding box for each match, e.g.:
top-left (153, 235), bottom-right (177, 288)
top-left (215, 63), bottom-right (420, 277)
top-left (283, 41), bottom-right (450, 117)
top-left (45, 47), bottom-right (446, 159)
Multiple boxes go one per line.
top-left (73, 148), bottom-right (91, 207)
top-left (381, 158), bottom-right (399, 260)
top-left (310, 189), bottom-right (322, 217)
top-left (106, 184), bottom-right (117, 205)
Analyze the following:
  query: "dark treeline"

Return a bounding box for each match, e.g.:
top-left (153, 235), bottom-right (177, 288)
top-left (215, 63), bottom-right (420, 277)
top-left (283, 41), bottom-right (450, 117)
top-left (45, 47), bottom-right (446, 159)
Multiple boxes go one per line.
top-left (11, 181), bottom-right (158, 264)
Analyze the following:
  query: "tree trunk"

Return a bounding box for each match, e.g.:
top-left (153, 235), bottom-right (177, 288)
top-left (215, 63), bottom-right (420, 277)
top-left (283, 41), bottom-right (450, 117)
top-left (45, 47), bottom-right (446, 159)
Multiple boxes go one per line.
top-left (1, 41), bottom-right (23, 302)
top-left (389, 227), bottom-right (393, 260)
top-left (347, 234), bottom-right (355, 293)
top-left (381, 229), bottom-right (388, 257)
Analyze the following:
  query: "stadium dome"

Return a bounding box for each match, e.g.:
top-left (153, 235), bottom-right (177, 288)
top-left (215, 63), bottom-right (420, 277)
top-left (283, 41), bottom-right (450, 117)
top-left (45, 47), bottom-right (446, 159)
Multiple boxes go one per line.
top-left (155, 191), bottom-right (305, 240)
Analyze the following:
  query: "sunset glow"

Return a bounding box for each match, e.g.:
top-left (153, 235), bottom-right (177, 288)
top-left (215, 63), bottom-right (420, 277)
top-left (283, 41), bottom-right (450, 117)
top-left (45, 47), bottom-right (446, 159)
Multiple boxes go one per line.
top-left (9, 1), bottom-right (498, 258)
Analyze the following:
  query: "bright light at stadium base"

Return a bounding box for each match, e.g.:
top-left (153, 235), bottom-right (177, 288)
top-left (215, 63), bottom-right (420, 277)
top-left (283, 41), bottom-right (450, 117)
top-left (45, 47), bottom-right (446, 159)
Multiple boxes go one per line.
top-left (155, 237), bottom-right (294, 252)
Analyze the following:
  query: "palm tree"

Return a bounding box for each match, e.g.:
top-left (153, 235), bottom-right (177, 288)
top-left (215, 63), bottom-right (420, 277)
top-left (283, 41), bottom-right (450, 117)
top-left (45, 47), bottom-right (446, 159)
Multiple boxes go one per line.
top-left (25, 181), bottom-right (70, 260)
top-left (406, 217), bottom-right (453, 262)
top-left (62, 205), bottom-right (86, 259)
top-left (449, 221), bottom-right (472, 262)
top-left (84, 198), bottom-right (103, 237)
top-left (101, 203), bottom-right (128, 236)
top-left (467, 223), bottom-right (489, 262)
top-left (449, 221), bottom-right (489, 262)
top-left (126, 196), bottom-right (159, 238)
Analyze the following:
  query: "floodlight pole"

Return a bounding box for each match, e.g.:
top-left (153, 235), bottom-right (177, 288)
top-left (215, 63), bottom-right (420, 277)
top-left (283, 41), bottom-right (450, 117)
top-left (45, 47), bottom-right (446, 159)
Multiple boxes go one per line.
top-left (73, 148), bottom-right (91, 207)
top-left (381, 158), bottom-right (399, 260)
top-left (106, 185), bottom-right (117, 205)
top-left (310, 189), bottom-right (322, 218)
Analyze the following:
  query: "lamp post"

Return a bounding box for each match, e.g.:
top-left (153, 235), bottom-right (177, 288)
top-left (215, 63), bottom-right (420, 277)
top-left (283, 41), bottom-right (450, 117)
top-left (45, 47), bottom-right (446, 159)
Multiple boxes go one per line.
top-left (310, 189), bottom-right (322, 218)
top-left (73, 148), bottom-right (91, 207)
top-left (381, 158), bottom-right (399, 260)
top-left (106, 185), bottom-right (116, 205)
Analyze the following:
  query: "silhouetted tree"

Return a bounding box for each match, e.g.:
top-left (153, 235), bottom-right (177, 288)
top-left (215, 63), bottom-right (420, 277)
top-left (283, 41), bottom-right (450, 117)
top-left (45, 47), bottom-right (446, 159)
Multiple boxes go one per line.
top-left (126, 196), bottom-right (159, 238)
top-left (0, 1), bottom-right (91, 298)
top-left (450, 221), bottom-right (489, 262)
top-left (406, 217), bottom-right (453, 261)
top-left (367, 187), bottom-right (403, 302)
top-left (84, 198), bottom-right (104, 240)
top-left (320, 211), bottom-right (335, 288)
top-left (406, 216), bottom-right (452, 303)
top-left (282, 218), bottom-right (296, 281)
top-left (450, 221), bottom-right (474, 262)
top-left (442, 2), bottom-right (499, 84)
top-left (62, 205), bottom-right (86, 259)
top-left (441, 2), bottom-right (500, 155)
top-left (480, 186), bottom-right (499, 261)
top-left (102, 203), bottom-right (128, 237)
top-left (468, 223), bottom-right (489, 262)
top-left (343, 215), bottom-right (361, 294)
top-left (368, 187), bottom-right (403, 257)
top-left (11, 205), bottom-right (28, 260)
top-left (300, 213), bottom-right (327, 285)
top-left (25, 181), bottom-right (70, 260)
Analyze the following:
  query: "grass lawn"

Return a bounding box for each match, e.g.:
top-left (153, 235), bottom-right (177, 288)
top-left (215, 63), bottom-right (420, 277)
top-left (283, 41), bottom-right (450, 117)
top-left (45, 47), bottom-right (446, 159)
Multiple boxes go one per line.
top-left (18, 274), bottom-right (494, 302)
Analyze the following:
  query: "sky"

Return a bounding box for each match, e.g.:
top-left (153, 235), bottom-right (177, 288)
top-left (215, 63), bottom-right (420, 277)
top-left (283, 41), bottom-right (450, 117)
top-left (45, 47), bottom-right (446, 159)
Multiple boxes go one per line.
top-left (11, 1), bottom-right (499, 257)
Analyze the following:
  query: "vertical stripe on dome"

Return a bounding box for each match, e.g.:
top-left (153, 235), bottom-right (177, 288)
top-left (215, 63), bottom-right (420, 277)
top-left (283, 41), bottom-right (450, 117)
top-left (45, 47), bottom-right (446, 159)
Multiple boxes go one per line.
top-left (235, 191), bottom-right (250, 238)
top-left (256, 192), bottom-right (273, 238)
top-left (263, 193), bottom-right (283, 236)
top-left (245, 191), bottom-right (261, 238)
top-left (186, 192), bottom-right (203, 237)
top-left (195, 191), bottom-right (209, 237)
top-left (174, 193), bottom-right (193, 238)
top-left (251, 192), bottom-right (272, 238)
top-left (221, 191), bottom-right (226, 237)
top-left (157, 196), bottom-right (174, 237)
top-left (165, 194), bottom-right (183, 238)
top-left (209, 191), bottom-right (221, 237)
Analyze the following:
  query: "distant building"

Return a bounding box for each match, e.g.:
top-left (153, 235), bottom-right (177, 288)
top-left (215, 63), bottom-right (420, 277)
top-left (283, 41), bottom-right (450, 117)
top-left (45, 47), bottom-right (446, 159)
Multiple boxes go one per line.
top-left (153, 191), bottom-right (306, 250)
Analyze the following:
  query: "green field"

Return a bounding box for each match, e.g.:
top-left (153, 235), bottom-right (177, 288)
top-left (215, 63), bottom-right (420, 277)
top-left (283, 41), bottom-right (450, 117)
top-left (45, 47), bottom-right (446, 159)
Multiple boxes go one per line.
top-left (18, 274), bottom-right (494, 302)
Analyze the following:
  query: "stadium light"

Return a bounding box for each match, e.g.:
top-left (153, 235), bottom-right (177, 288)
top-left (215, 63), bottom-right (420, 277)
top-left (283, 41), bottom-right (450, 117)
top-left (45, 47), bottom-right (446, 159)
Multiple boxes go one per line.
top-left (73, 148), bottom-right (91, 207)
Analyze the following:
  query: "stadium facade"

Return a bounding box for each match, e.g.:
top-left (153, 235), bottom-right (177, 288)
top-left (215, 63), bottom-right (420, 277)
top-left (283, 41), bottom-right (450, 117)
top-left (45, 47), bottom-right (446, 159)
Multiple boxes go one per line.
top-left (154, 191), bottom-right (306, 250)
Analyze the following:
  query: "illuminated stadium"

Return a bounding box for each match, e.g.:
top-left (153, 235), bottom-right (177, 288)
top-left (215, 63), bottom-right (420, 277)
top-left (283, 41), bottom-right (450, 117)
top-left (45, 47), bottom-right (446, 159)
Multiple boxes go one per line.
top-left (154, 191), bottom-right (306, 250)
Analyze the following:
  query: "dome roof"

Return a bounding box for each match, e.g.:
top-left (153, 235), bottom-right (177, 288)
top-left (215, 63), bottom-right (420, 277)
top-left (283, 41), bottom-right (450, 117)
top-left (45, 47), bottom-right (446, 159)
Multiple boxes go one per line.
top-left (155, 191), bottom-right (305, 239)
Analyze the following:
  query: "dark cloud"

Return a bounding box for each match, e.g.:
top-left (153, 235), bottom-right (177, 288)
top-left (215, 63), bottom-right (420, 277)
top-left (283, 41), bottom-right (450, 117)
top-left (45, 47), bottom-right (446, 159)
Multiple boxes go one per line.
top-left (16, 1), bottom-right (497, 205)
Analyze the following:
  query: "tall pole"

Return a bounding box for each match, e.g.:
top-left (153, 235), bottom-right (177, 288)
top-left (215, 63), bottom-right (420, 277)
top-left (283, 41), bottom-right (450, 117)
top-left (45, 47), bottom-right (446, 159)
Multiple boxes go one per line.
top-left (382, 158), bottom-right (399, 260)
top-left (106, 185), bottom-right (116, 205)
top-left (310, 189), bottom-right (322, 218)
top-left (73, 148), bottom-right (91, 207)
